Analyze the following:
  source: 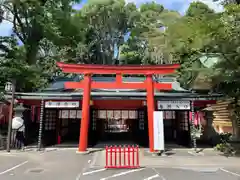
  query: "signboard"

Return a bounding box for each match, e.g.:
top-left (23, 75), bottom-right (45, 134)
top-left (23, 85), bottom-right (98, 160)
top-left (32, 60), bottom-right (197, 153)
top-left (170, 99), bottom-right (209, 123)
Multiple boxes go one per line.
top-left (157, 100), bottom-right (190, 110)
top-left (153, 111), bottom-right (164, 150)
top-left (45, 101), bottom-right (79, 108)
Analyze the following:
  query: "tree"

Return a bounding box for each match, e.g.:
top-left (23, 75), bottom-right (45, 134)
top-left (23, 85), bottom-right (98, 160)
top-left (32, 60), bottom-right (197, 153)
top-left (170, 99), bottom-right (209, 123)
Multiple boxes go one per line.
top-left (209, 4), bottom-right (240, 139)
top-left (166, 1), bottom-right (219, 87)
top-left (72, 0), bottom-right (139, 65)
top-left (213, 0), bottom-right (240, 5)
top-left (121, 2), bottom-right (181, 65)
top-left (167, 2), bottom-right (240, 139)
top-left (0, 0), bottom-right (84, 91)
top-left (186, 2), bottom-right (214, 17)
top-left (0, 0), bottom-right (83, 65)
top-left (0, 36), bottom-right (44, 92)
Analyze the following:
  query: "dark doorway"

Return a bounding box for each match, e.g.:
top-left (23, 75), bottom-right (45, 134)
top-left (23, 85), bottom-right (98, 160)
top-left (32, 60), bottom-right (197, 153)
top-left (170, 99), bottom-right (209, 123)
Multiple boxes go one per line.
top-left (58, 109), bottom-right (81, 143)
top-left (175, 111), bottom-right (191, 147)
top-left (162, 111), bottom-right (191, 147)
top-left (43, 109), bottom-right (58, 146)
top-left (163, 111), bottom-right (177, 143)
top-left (60, 118), bottom-right (80, 142)
top-left (90, 109), bottom-right (143, 146)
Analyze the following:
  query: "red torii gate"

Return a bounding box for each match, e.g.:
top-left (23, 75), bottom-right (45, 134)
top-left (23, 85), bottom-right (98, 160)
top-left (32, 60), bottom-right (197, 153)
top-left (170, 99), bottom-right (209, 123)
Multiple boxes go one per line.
top-left (57, 62), bottom-right (180, 152)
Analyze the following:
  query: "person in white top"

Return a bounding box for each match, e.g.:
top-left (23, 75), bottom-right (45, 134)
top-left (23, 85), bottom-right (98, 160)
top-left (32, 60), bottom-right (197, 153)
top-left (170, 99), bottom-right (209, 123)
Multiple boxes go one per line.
top-left (12, 116), bottom-right (25, 149)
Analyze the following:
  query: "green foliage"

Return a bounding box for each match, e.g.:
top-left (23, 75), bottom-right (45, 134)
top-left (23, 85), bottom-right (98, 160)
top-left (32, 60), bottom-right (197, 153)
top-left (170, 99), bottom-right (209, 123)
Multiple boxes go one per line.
top-left (73, 0), bottom-right (139, 64)
top-left (0, 0), bottom-right (82, 91)
top-left (186, 2), bottom-right (215, 17)
top-left (166, 2), bottom-right (223, 88)
top-left (121, 2), bottom-right (181, 65)
top-left (0, 0), bottom-right (238, 98)
top-left (214, 133), bottom-right (235, 156)
top-left (166, 2), bottom-right (240, 138)
top-left (0, 36), bottom-right (47, 91)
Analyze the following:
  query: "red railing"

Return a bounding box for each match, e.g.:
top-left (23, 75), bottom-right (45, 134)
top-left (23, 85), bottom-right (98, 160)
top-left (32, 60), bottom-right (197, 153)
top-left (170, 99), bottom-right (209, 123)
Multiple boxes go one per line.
top-left (105, 145), bottom-right (140, 169)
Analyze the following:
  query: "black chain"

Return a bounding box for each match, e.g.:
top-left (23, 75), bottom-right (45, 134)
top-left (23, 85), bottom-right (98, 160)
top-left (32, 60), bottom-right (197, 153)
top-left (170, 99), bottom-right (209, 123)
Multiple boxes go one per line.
top-left (191, 101), bottom-right (197, 151)
top-left (37, 99), bottom-right (44, 151)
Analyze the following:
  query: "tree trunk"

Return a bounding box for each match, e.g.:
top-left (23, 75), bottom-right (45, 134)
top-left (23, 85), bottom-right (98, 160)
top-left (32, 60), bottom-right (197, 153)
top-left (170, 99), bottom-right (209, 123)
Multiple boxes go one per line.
top-left (231, 97), bottom-right (240, 140)
top-left (232, 117), bottom-right (240, 140)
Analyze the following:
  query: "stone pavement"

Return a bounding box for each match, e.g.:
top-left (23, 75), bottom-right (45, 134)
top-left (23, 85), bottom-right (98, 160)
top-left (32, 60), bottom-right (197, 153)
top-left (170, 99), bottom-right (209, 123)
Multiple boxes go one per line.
top-left (80, 167), bottom-right (240, 180)
top-left (1, 148), bottom-right (240, 180)
top-left (0, 148), bottom-right (91, 180)
top-left (92, 148), bottom-right (240, 168)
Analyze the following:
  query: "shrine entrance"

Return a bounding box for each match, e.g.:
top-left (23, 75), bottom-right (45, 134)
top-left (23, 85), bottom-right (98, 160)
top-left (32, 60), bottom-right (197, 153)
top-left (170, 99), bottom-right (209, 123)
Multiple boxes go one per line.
top-left (162, 111), bottom-right (191, 146)
top-left (96, 110), bottom-right (138, 142)
top-left (58, 109), bottom-right (81, 143)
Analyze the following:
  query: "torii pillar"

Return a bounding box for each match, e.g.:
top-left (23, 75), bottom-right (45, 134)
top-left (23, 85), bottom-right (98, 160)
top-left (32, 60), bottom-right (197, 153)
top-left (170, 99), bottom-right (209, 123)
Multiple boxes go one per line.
top-left (78, 74), bottom-right (91, 152)
top-left (146, 74), bottom-right (155, 152)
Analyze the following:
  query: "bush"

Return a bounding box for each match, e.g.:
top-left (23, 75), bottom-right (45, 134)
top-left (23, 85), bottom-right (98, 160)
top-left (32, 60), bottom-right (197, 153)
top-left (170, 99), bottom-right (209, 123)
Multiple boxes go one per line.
top-left (219, 132), bottom-right (232, 143)
top-left (214, 132), bottom-right (235, 156)
top-left (0, 134), bottom-right (7, 150)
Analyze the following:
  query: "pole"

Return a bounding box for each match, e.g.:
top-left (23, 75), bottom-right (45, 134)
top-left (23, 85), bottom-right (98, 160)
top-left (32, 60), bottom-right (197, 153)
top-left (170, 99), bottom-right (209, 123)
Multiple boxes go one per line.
top-left (37, 98), bottom-right (44, 151)
top-left (78, 74), bottom-right (91, 152)
top-left (6, 80), bottom-right (16, 152)
top-left (146, 75), bottom-right (155, 152)
top-left (191, 100), bottom-right (197, 152)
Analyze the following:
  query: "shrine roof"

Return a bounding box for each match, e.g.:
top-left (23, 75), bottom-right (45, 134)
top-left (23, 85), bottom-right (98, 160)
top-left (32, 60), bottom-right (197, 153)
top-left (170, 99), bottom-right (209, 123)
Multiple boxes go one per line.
top-left (4, 91), bottom-right (224, 101)
top-left (42, 76), bottom-right (188, 92)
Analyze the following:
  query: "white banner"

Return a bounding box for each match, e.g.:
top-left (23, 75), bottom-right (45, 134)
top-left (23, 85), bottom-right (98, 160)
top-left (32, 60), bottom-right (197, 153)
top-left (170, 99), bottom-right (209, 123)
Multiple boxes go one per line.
top-left (153, 111), bottom-right (164, 151)
top-left (45, 101), bottom-right (79, 108)
top-left (157, 100), bottom-right (190, 110)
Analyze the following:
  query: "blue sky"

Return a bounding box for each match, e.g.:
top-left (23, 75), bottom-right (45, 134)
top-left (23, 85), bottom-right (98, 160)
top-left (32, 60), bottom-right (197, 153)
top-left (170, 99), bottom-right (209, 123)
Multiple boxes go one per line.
top-left (0, 0), bottom-right (223, 36)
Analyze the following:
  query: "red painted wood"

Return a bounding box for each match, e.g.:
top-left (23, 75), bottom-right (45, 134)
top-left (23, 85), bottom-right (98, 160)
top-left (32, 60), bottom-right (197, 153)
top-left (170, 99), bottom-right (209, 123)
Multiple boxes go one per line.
top-left (0, 103), bottom-right (9, 124)
top-left (153, 83), bottom-right (172, 90)
top-left (17, 99), bottom-right (41, 106)
top-left (31, 106), bottom-right (35, 122)
top-left (146, 75), bottom-right (155, 152)
top-left (194, 100), bottom-right (216, 106)
top-left (65, 81), bottom-right (172, 90)
top-left (93, 100), bottom-right (144, 109)
top-left (57, 62), bottom-right (180, 75)
top-left (78, 74), bottom-right (91, 152)
top-left (57, 135), bottom-right (61, 144)
top-left (116, 74), bottom-right (122, 84)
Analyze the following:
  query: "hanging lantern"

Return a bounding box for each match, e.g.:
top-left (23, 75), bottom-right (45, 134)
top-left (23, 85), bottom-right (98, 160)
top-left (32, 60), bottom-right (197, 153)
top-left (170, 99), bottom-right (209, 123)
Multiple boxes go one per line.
top-left (4, 82), bottom-right (13, 92)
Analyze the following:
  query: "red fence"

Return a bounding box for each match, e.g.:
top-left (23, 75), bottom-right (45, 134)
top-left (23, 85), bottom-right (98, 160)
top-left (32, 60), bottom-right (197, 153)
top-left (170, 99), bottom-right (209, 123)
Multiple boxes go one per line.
top-left (105, 145), bottom-right (140, 169)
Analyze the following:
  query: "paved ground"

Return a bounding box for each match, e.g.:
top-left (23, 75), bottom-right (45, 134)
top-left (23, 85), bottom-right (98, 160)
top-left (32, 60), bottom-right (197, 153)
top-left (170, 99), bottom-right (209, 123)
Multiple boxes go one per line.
top-left (0, 148), bottom-right (91, 180)
top-left (80, 167), bottom-right (240, 180)
top-left (1, 148), bottom-right (240, 180)
top-left (93, 148), bottom-right (240, 168)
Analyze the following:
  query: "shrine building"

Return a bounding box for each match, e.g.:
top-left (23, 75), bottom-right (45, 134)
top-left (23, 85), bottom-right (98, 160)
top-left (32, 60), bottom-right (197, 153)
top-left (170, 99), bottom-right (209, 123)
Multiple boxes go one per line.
top-left (3, 63), bottom-right (223, 152)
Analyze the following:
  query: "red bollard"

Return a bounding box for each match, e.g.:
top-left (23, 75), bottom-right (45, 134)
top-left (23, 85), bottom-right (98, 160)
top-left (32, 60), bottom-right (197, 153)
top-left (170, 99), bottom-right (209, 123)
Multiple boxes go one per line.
top-left (105, 146), bottom-right (108, 168)
top-left (105, 145), bottom-right (140, 169)
top-left (114, 145), bottom-right (117, 168)
top-left (110, 146), bottom-right (113, 167)
top-left (123, 145), bottom-right (126, 167)
top-left (127, 145), bottom-right (131, 167)
top-left (57, 135), bottom-right (61, 144)
top-left (119, 146), bottom-right (122, 168)
top-left (136, 145), bottom-right (139, 167)
top-left (132, 145), bottom-right (135, 167)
